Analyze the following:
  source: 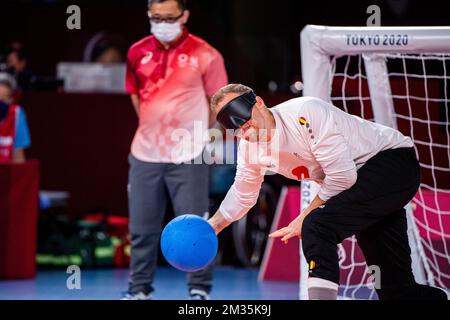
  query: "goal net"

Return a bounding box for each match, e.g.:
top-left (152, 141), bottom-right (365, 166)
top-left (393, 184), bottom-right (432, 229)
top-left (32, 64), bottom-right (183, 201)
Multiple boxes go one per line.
top-left (300, 25), bottom-right (450, 300)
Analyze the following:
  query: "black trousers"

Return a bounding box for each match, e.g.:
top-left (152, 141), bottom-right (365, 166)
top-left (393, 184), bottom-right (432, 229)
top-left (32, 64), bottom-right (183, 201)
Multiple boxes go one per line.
top-left (302, 147), bottom-right (447, 300)
top-left (127, 154), bottom-right (213, 295)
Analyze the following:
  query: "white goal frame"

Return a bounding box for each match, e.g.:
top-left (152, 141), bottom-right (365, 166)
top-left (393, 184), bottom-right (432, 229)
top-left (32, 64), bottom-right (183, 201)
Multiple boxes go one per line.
top-left (299, 25), bottom-right (450, 299)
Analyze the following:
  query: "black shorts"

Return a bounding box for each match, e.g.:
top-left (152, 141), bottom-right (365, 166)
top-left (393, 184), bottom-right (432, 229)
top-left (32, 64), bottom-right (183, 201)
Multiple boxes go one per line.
top-left (301, 147), bottom-right (420, 287)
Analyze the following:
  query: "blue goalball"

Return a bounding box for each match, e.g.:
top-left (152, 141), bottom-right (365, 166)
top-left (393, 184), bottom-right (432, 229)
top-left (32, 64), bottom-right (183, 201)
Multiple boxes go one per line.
top-left (160, 214), bottom-right (218, 272)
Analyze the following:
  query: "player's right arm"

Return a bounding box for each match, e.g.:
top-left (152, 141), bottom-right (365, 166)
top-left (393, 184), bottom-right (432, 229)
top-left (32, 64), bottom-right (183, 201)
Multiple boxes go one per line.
top-left (208, 141), bottom-right (265, 234)
top-left (208, 209), bottom-right (231, 235)
top-left (126, 46), bottom-right (140, 116)
top-left (130, 94), bottom-right (140, 116)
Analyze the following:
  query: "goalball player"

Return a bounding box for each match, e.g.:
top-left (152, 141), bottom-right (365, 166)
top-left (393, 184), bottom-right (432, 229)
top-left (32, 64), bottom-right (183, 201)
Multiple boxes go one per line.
top-left (207, 83), bottom-right (448, 300)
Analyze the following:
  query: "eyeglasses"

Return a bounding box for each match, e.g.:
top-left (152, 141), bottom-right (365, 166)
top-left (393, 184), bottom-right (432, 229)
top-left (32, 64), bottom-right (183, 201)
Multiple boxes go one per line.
top-left (148, 12), bottom-right (184, 24)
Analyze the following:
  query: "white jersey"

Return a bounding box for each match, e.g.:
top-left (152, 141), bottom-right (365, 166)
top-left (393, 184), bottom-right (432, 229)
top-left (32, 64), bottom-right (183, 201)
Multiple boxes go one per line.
top-left (219, 96), bottom-right (413, 222)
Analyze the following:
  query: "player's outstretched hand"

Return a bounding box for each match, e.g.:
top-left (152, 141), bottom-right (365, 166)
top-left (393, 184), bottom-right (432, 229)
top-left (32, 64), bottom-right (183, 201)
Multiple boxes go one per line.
top-left (269, 215), bottom-right (304, 244)
top-left (208, 210), bottom-right (231, 235)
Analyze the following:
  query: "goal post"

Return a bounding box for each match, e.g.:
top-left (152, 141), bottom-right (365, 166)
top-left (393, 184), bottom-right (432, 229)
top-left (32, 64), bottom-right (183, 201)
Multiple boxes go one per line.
top-left (301, 25), bottom-right (450, 101)
top-left (300, 25), bottom-right (450, 299)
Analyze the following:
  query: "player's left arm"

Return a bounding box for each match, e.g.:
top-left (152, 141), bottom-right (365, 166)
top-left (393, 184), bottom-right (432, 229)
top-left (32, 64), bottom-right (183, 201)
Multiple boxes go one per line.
top-left (269, 194), bottom-right (325, 243)
top-left (13, 107), bottom-right (31, 163)
top-left (203, 48), bottom-right (228, 128)
top-left (270, 100), bottom-right (357, 243)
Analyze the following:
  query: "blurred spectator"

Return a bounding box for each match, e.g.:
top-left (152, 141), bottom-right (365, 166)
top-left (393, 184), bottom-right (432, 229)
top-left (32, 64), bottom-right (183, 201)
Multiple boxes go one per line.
top-left (92, 40), bottom-right (123, 64)
top-left (0, 72), bottom-right (31, 163)
top-left (84, 33), bottom-right (125, 64)
top-left (4, 42), bottom-right (35, 90)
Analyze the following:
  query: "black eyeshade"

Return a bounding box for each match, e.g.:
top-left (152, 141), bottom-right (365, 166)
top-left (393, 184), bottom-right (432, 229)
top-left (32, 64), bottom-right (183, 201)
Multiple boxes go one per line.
top-left (216, 91), bottom-right (256, 129)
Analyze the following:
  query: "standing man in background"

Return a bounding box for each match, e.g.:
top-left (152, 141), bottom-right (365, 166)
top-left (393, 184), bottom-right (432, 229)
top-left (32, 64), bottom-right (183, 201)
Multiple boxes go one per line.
top-left (4, 43), bottom-right (35, 91)
top-left (123, 0), bottom-right (228, 300)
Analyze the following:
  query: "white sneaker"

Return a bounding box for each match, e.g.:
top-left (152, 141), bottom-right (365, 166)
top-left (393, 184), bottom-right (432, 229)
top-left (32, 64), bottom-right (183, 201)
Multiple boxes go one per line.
top-left (189, 289), bottom-right (211, 300)
top-left (121, 291), bottom-right (152, 300)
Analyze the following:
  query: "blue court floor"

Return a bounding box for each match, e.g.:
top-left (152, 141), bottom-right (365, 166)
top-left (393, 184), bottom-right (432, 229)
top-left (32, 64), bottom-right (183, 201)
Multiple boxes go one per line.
top-left (0, 267), bottom-right (300, 300)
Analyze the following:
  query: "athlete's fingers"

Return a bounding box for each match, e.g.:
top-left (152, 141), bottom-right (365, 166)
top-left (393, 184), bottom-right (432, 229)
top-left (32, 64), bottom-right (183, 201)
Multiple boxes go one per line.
top-left (269, 227), bottom-right (289, 238)
top-left (281, 231), bottom-right (296, 243)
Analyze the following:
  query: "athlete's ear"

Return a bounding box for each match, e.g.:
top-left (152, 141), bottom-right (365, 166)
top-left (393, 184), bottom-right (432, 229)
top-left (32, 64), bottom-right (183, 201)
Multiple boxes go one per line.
top-left (181, 10), bottom-right (190, 24)
top-left (255, 96), bottom-right (265, 109)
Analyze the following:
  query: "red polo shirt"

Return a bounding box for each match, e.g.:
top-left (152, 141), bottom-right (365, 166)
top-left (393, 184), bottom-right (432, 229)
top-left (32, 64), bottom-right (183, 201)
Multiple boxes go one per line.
top-left (0, 105), bottom-right (18, 162)
top-left (126, 29), bottom-right (228, 163)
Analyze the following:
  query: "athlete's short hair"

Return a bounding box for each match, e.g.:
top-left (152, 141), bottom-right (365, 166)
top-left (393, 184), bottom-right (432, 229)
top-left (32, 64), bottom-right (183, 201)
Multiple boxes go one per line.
top-left (148, 0), bottom-right (187, 11)
top-left (210, 83), bottom-right (254, 112)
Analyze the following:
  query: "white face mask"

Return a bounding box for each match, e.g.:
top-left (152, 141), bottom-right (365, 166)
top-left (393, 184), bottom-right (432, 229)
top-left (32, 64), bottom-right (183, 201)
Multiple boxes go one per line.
top-left (151, 21), bottom-right (182, 43)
